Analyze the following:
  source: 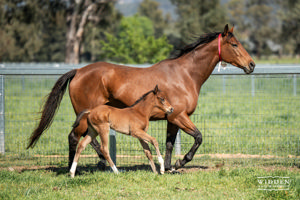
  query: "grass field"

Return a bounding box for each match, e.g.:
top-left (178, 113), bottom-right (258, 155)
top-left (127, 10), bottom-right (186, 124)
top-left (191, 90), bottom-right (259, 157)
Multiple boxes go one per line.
top-left (0, 166), bottom-right (299, 199)
top-left (2, 73), bottom-right (300, 168)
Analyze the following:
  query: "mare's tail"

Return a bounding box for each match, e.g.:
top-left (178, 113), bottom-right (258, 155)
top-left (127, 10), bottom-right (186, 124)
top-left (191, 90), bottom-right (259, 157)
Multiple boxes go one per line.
top-left (72, 109), bottom-right (90, 128)
top-left (27, 69), bottom-right (77, 149)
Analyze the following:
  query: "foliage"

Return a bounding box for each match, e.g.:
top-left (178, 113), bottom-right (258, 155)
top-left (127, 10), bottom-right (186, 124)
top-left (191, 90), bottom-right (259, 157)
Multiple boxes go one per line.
top-left (0, 0), bottom-right (66, 62)
top-left (226, 0), bottom-right (282, 58)
top-left (138, 0), bottom-right (171, 38)
top-left (170, 0), bottom-right (228, 43)
top-left (0, 0), bottom-right (300, 62)
top-left (100, 15), bottom-right (173, 64)
top-left (81, 3), bottom-right (122, 62)
top-left (280, 0), bottom-right (300, 55)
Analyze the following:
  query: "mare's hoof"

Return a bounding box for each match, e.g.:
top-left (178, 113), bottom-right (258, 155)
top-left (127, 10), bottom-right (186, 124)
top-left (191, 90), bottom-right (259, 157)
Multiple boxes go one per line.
top-left (97, 161), bottom-right (106, 171)
top-left (175, 159), bottom-right (182, 169)
top-left (165, 168), bottom-right (181, 174)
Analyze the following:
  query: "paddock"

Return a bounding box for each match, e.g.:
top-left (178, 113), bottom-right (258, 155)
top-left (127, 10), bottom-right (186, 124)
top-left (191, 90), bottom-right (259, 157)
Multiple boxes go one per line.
top-left (0, 63), bottom-right (299, 170)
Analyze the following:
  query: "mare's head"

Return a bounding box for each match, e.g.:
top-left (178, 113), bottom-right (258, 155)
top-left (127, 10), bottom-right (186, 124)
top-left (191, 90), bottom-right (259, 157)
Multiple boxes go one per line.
top-left (152, 85), bottom-right (174, 115)
top-left (219, 24), bottom-right (255, 74)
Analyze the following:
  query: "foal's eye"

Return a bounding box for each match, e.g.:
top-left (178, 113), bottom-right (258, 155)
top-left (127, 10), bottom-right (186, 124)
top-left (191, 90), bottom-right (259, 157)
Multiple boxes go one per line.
top-left (231, 43), bottom-right (238, 47)
top-left (160, 97), bottom-right (165, 102)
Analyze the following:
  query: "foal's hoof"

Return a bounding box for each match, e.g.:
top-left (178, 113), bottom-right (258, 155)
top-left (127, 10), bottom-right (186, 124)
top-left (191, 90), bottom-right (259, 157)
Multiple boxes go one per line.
top-left (175, 159), bottom-right (183, 170)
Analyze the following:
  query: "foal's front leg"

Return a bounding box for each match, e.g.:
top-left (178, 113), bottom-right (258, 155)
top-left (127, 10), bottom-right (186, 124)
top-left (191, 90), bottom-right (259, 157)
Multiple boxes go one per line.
top-left (139, 139), bottom-right (157, 174)
top-left (134, 131), bottom-right (164, 174)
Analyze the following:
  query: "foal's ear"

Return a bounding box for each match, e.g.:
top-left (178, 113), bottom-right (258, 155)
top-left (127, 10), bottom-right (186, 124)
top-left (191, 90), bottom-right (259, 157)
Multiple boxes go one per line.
top-left (153, 85), bottom-right (159, 94)
top-left (222, 24), bottom-right (229, 37)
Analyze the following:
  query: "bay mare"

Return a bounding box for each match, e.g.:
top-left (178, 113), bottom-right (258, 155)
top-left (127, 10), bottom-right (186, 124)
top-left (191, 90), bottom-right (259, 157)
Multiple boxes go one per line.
top-left (70, 85), bottom-right (173, 177)
top-left (27, 25), bottom-right (255, 171)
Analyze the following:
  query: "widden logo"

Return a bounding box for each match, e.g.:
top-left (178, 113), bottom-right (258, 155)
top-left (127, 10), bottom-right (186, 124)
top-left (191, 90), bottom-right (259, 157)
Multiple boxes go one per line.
top-left (257, 176), bottom-right (291, 191)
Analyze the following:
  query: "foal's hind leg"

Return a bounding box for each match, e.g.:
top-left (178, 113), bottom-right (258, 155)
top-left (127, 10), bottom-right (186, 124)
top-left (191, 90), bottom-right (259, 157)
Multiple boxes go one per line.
top-left (70, 130), bottom-right (98, 178)
top-left (69, 120), bottom-right (106, 170)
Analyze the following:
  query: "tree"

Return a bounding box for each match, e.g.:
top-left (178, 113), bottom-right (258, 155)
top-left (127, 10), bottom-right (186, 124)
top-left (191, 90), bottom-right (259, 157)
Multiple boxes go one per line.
top-left (170, 0), bottom-right (228, 43)
top-left (138, 0), bottom-right (170, 38)
top-left (100, 15), bottom-right (173, 64)
top-left (65, 0), bottom-right (118, 64)
top-left (280, 0), bottom-right (300, 56)
top-left (0, 0), bottom-right (68, 62)
top-left (245, 0), bottom-right (276, 58)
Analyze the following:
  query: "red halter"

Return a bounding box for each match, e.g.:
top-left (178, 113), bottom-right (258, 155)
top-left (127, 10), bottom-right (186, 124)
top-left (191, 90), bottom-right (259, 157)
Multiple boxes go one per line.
top-left (217, 33), bottom-right (227, 72)
top-left (218, 33), bottom-right (222, 61)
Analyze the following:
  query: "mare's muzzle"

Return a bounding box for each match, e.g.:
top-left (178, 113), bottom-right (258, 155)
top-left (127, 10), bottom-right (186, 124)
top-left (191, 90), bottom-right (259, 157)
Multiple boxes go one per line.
top-left (244, 61), bottom-right (255, 74)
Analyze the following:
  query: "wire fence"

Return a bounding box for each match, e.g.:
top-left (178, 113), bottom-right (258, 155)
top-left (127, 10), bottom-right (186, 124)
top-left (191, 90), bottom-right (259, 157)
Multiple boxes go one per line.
top-left (0, 63), bottom-right (299, 169)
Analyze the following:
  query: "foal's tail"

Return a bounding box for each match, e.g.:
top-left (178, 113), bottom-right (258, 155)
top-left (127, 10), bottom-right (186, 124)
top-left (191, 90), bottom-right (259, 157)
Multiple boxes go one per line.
top-left (27, 69), bottom-right (77, 149)
top-left (72, 109), bottom-right (90, 128)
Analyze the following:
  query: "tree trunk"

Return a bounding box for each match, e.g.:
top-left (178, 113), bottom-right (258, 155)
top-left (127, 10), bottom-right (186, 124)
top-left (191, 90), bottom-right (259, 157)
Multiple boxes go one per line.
top-left (65, 1), bottom-right (109, 64)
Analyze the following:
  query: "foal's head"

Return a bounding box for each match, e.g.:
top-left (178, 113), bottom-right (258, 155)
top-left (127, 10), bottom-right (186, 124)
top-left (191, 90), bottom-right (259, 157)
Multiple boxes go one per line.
top-left (219, 24), bottom-right (255, 74)
top-left (152, 85), bottom-right (174, 114)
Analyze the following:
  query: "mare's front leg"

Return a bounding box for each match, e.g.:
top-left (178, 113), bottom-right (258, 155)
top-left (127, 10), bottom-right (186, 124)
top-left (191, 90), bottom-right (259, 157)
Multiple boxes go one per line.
top-left (169, 113), bottom-right (203, 169)
top-left (164, 122), bottom-right (179, 171)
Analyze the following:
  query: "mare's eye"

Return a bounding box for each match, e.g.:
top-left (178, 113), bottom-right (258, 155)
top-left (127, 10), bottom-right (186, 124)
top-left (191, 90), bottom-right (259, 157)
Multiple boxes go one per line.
top-left (231, 43), bottom-right (238, 47)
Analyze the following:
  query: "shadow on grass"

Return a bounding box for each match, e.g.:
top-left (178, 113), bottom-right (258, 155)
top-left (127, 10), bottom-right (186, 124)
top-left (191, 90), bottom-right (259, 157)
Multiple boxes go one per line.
top-left (19, 163), bottom-right (210, 176)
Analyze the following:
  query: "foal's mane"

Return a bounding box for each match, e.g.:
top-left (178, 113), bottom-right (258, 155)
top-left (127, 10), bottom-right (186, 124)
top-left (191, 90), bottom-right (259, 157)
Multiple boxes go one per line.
top-left (171, 31), bottom-right (234, 59)
top-left (129, 89), bottom-right (157, 108)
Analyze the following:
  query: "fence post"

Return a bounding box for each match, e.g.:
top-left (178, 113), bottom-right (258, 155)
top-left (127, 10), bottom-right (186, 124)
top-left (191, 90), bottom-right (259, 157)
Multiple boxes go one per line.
top-left (251, 75), bottom-right (255, 97)
top-left (109, 129), bottom-right (116, 165)
top-left (175, 129), bottom-right (181, 156)
top-left (0, 75), bottom-right (4, 155)
top-left (223, 75), bottom-right (226, 94)
top-left (293, 74), bottom-right (297, 96)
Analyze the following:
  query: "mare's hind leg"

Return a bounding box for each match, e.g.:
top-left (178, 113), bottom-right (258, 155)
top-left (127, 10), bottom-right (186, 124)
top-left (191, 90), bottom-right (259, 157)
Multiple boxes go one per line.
top-left (70, 130), bottom-right (98, 178)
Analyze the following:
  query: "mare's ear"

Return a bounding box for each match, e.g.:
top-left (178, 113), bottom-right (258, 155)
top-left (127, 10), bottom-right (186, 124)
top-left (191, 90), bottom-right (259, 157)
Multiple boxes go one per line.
top-left (153, 85), bottom-right (159, 94)
top-left (229, 25), bottom-right (234, 33)
top-left (222, 24), bottom-right (229, 37)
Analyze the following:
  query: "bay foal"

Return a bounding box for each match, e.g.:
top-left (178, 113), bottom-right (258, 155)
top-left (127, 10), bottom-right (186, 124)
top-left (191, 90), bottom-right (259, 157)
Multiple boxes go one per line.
top-left (70, 85), bottom-right (173, 177)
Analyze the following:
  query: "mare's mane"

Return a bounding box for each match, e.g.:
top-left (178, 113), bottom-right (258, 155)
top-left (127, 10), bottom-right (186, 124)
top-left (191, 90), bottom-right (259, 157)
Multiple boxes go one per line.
top-left (171, 31), bottom-right (233, 59)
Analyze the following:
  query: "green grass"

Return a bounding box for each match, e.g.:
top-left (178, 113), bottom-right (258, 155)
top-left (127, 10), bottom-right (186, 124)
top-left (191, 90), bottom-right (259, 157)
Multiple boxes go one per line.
top-left (0, 167), bottom-right (299, 199)
top-left (2, 74), bottom-right (300, 167)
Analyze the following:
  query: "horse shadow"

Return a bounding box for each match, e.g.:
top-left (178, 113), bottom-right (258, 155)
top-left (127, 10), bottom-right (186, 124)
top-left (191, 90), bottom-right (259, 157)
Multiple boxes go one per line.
top-left (20, 163), bottom-right (210, 176)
